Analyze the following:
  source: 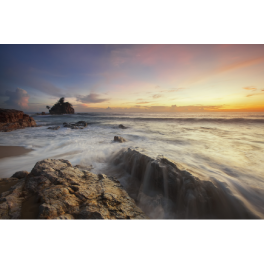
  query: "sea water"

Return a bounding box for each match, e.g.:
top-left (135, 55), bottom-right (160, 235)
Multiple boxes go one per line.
top-left (1, 112), bottom-right (264, 217)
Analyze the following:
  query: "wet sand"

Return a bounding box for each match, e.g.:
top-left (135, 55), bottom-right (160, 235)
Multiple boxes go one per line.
top-left (0, 146), bottom-right (32, 160)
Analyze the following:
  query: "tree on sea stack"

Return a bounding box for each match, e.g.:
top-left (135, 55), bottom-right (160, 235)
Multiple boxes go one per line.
top-left (46, 106), bottom-right (50, 110)
top-left (49, 97), bottom-right (74, 115)
top-left (58, 97), bottom-right (65, 104)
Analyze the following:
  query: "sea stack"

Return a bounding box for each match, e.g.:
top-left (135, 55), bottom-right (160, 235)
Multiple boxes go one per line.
top-left (49, 97), bottom-right (74, 115)
top-left (0, 108), bottom-right (37, 132)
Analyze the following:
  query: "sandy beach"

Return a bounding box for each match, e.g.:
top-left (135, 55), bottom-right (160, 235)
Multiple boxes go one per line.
top-left (0, 146), bottom-right (32, 160)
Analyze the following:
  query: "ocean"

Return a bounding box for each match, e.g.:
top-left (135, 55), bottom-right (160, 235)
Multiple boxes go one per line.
top-left (1, 112), bottom-right (264, 218)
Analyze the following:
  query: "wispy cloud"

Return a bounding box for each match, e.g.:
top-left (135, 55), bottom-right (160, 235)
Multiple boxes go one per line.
top-left (136, 101), bottom-right (151, 104)
top-left (243, 86), bottom-right (257, 91)
top-left (246, 93), bottom-right (264, 97)
top-left (159, 88), bottom-right (186, 93)
top-left (217, 56), bottom-right (264, 74)
top-left (76, 93), bottom-right (109, 103)
top-left (152, 94), bottom-right (163, 99)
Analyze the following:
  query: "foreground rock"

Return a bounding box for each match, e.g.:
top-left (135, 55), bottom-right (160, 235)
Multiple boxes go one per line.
top-left (0, 108), bottom-right (37, 132)
top-left (0, 159), bottom-right (146, 219)
top-left (63, 121), bottom-right (88, 129)
top-left (114, 136), bottom-right (126, 143)
top-left (108, 148), bottom-right (262, 219)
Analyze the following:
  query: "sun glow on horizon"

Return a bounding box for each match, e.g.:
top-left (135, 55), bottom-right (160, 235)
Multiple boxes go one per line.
top-left (1, 44), bottom-right (264, 112)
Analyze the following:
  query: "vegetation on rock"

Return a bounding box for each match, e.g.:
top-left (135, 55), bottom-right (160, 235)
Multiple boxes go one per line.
top-left (49, 97), bottom-right (74, 115)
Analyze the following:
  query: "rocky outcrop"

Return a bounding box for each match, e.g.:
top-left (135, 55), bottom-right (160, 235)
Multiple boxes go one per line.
top-left (0, 108), bottom-right (37, 132)
top-left (63, 121), bottom-right (88, 129)
top-left (114, 136), bottom-right (126, 143)
top-left (108, 148), bottom-right (262, 219)
top-left (0, 159), bottom-right (146, 219)
top-left (49, 102), bottom-right (74, 115)
top-left (119, 124), bottom-right (127, 129)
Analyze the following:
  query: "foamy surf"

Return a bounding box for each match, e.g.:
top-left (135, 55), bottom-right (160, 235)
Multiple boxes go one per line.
top-left (0, 112), bottom-right (264, 218)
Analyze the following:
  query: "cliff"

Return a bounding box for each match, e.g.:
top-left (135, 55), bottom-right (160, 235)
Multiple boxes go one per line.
top-left (0, 159), bottom-right (146, 219)
top-left (0, 108), bottom-right (37, 132)
top-left (49, 102), bottom-right (74, 115)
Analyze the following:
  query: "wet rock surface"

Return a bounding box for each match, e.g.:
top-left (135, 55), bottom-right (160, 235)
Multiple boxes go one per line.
top-left (108, 148), bottom-right (261, 219)
top-left (47, 126), bottom-right (60, 130)
top-left (118, 124), bottom-right (127, 129)
top-left (114, 136), bottom-right (126, 143)
top-left (0, 108), bottom-right (37, 132)
top-left (0, 159), bottom-right (146, 219)
top-left (63, 121), bottom-right (88, 129)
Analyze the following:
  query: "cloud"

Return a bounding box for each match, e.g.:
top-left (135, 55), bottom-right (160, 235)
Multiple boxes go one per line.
top-left (217, 56), bottom-right (264, 74)
top-left (160, 88), bottom-right (185, 93)
top-left (153, 94), bottom-right (162, 99)
top-left (243, 86), bottom-right (257, 91)
top-left (136, 101), bottom-right (151, 104)
top-left (106, 107), bottom-right (112, 110)
top-left (246, 93), bottom-right (264, 97)
top-left (4, 88), bottom-right (30, 109)
top-left (0, 66), bottom-right (67, 98)
top-left (76, 93), bottom-right (109, 104)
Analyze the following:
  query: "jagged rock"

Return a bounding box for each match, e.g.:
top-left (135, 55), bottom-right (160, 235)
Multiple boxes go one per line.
top-left (47, 126), bottom-right (60, 130)
top-left (0, 159), bottom-right (146, 219)
top-left (11, 171), bottom-right (29, 179)
top-left (114, 136), bottom-right (126, 143)
top-left (49, 102), bottom-right (74, 115)
top-left (0, 177), bottom-right (25, 219)
top-left (0, 108), bottom-right (37, 132)
top-left (108, 148), bottom-right (261, 219)
top-left (119, 124), bottom-right (127, 129)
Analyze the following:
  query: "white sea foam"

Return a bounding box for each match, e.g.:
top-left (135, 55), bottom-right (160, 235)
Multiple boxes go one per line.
top-left (0, 112), bottom-right (264, 217)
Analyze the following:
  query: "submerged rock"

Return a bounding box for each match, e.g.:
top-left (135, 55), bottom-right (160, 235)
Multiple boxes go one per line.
top-left (47, 126), bottom-right (60, 130)
top-left (0, 108), bottom-right (37, 132)
top-left (108, 148), bottom-right (261, 219)
top-left (114, 136), bottom-right (126, 143)
top-left (119, 124), bottom-right (127, 129)
top-left (0, 159), bottom-right (146, 219)
top-left (63, 121), bottom-right (87, 129)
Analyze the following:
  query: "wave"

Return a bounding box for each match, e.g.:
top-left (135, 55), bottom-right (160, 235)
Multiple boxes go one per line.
top-left (67, 116), bottom-right (264, 124)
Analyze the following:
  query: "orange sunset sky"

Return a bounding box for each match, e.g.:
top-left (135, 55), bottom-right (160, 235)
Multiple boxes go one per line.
top-left (0, 44), bottom-right (264, 112)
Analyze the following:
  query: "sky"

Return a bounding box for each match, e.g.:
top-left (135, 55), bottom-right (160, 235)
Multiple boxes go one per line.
top-left (0, 44), bottom-right (264, 112)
